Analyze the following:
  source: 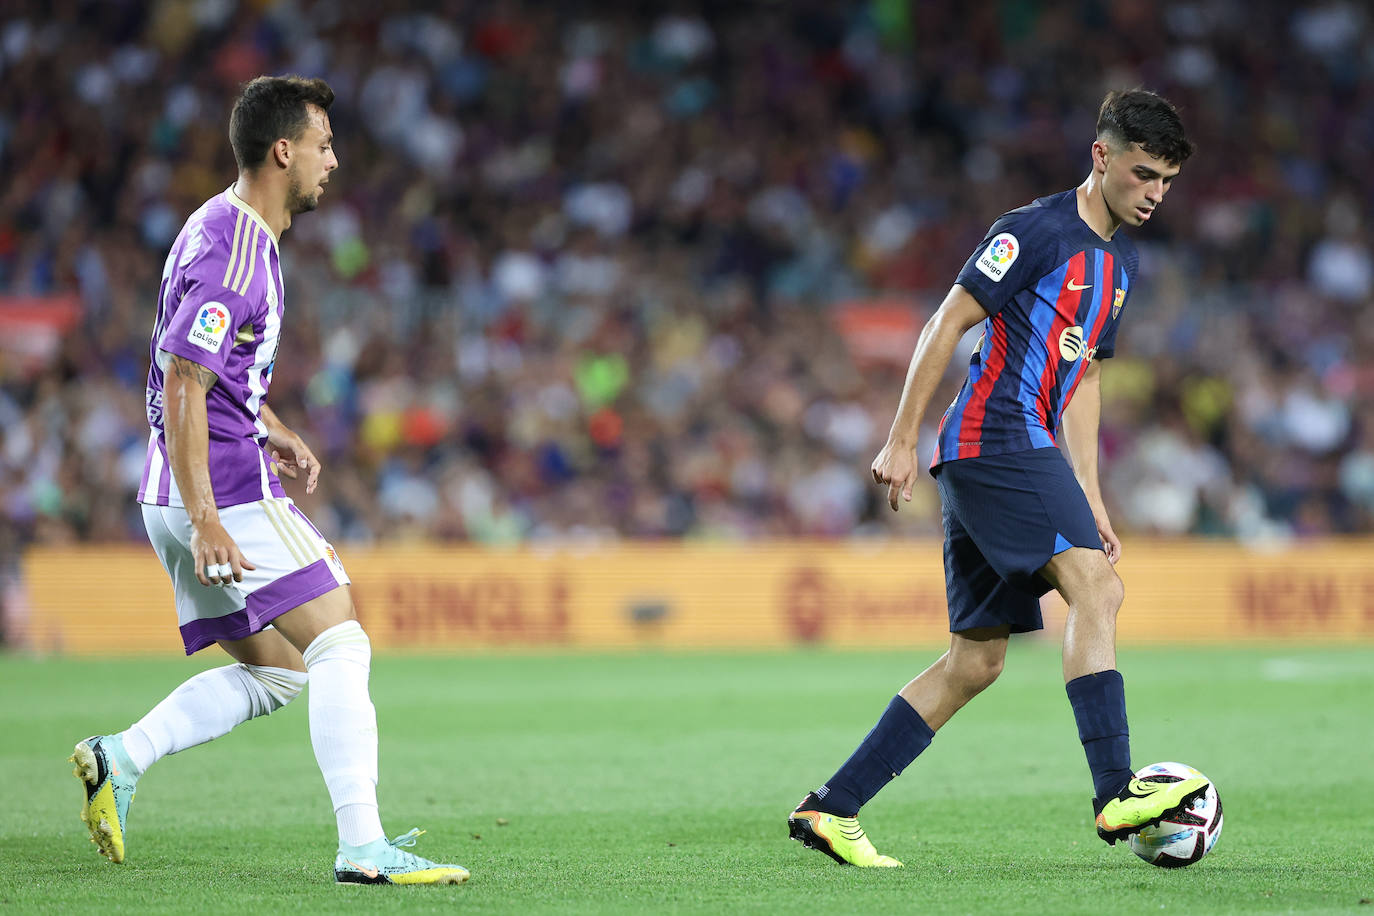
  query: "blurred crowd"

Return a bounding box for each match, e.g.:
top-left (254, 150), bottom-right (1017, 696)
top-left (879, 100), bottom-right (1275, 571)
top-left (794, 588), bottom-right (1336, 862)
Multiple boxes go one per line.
top-left (2, 0), bottom-right (1373, 556)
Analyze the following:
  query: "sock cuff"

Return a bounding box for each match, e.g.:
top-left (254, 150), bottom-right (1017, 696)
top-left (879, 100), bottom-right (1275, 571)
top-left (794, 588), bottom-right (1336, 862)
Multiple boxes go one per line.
top-left (868, 696), bottom-right (935, 775)
top-left (303, 619), bottom-right (369, 668)
top-left (886, 696), bottom-right (936, 742)
top-left (1066, 669), bottom-right (1124, 694)
top-left (1066, 669), bottom-right (1128, 742)
top-left (243, 664), bottom-right (308, 708)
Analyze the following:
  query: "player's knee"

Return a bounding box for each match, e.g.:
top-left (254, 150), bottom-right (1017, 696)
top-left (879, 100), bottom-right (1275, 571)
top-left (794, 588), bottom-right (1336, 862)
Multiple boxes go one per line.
top-left (950, 653), bottom-right (1003, 695)
top-left (973, 654), bottom-right (1004, 691)
top-left (1062, 560), bottom-right (1124, 617)
top-left (1096, 568), bottom-right (1125, 614)
top-left (243, 664), bottom-right (308, 710)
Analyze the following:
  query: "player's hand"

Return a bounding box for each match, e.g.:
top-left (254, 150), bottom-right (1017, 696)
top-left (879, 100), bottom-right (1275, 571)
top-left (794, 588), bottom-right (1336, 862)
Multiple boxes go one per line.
top-left (871, 438), bottom-right (921, 512)
top-left (189, 519), bottom-right (256, 587)
top-left (268, 431), bottom-right (322, 495)
top-left (1095, 510), bottom-right (1122, 565)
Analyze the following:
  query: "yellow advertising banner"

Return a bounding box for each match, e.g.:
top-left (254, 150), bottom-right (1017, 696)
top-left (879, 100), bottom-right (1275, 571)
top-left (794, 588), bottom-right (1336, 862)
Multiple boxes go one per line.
top-left (14, 540), bottom-right (1374, 655)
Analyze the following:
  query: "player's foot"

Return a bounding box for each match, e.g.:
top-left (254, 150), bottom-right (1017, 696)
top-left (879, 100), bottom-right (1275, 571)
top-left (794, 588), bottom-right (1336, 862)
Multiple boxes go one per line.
top-left (1094, 775), bottom-right (1210, 845)
top-left (70, 735), bottom-right (138, 864)
top-left (334, 828), bottom-right (470, 885)
top-left (788, 793), bottom-right (902, 867)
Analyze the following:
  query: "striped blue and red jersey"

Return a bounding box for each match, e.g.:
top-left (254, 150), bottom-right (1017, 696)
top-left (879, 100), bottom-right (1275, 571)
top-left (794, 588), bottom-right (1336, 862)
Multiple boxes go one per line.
top-left (932, 188), bottom-right (1137, 468)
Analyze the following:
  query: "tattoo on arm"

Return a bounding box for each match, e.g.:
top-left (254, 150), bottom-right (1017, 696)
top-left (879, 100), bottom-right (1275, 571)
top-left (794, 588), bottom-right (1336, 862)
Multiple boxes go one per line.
top-left (169, 356), bottom-right (218, 392)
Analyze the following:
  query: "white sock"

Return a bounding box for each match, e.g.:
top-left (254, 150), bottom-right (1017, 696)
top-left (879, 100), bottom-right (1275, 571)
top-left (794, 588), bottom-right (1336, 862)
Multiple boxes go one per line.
top-left (303, 620), bottom-right (384, 848)
top-left (120, 664), bottom-right (305, 777)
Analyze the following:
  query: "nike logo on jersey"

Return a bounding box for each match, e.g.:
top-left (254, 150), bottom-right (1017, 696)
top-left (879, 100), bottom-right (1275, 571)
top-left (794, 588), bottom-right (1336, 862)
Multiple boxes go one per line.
top-left (1066, 280), bottom-right (1092, 291)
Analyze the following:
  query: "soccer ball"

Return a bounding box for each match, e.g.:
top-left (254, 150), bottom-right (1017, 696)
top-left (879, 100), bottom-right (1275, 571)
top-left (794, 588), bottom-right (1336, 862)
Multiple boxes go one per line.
top-left (1128, 762), bottom-right (1223, 868)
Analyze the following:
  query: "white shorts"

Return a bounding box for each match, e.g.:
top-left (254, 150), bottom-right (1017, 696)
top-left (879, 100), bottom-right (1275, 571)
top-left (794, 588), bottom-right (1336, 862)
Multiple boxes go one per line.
top-left (141, 498), bottom-right (350, 654)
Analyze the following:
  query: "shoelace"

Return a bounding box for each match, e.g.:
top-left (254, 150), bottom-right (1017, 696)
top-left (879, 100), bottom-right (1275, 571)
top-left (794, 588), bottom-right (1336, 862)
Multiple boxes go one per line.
top-left (389, 828), bottom-right (426, 849)
top-left (385, 828), bottom-right (434, 868)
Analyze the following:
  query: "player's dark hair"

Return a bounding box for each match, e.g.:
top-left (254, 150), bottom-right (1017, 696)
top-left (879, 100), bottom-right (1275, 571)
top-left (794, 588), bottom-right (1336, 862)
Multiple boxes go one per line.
top-left (229, 75), bottom-right (334, 172)
top-left (1096, 89), bottom-right (1193, 166)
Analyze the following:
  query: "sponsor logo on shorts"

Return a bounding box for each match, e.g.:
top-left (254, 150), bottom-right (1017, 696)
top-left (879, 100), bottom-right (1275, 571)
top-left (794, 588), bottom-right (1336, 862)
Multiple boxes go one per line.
top-left (975, 232), bottom-right (1019, 282)
top-left (188, 303), bottom-right (231, 353)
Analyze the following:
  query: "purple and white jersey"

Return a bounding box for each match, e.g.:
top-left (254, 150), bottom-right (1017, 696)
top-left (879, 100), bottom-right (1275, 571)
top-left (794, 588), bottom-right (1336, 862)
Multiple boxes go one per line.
top-left (138, 185), bottom-right (288, 509)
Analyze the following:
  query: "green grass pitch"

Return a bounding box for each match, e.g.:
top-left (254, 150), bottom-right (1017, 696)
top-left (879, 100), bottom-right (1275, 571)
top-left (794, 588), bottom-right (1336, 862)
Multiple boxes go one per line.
top-left (1, 643), bottom-right (1371, 914)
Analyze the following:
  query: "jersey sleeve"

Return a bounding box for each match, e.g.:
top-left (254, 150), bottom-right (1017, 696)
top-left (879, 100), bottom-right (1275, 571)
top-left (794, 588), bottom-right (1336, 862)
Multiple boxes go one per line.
top-left (954, 210), bottom-right (1053, 316)
top-left (156, 242), bottom-right (260, 379)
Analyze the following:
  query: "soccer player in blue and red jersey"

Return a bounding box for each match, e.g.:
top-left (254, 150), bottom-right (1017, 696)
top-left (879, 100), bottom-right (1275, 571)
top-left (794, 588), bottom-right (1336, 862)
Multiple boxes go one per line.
top-left (789, 89), bottom-right (1208, 867)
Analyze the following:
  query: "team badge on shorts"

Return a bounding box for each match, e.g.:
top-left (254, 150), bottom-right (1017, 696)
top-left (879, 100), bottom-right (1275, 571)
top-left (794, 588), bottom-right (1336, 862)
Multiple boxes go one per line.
top-left (976, 233), bottom-right (1019, 282)
top-left (188, 303), bottom-right (231, 352)
top-left (323, 544), bottom-right (345, 575)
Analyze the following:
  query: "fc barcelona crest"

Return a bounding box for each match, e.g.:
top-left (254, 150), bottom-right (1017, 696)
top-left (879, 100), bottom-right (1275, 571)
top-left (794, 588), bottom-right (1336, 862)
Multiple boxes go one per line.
top-left (1112, 288), bottom-right (1126, 319)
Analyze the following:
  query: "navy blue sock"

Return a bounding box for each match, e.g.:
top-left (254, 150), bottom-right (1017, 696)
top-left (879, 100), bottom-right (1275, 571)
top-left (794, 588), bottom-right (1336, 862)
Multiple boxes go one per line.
top-left (814, 697), bottom-right (935, 816)
top-left (1065, 670), bottom-right (1133, 801)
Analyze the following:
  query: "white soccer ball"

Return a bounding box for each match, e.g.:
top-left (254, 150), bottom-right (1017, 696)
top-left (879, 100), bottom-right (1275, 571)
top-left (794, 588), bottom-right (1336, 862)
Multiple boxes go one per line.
top-left (1128, 761), bottom-right (1223, 868)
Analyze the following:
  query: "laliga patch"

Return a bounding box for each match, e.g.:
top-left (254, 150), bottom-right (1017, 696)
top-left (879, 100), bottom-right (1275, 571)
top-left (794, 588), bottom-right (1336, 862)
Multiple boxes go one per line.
top-left (188, 302), bottom-right (232, 353)
top-left (976, 232), bottom-right (1019, 282)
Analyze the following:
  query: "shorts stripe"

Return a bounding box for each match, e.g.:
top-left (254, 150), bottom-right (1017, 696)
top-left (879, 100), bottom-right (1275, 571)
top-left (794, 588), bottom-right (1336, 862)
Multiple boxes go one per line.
top-left (277, 499), bottom-right (318, 564)
top-left (261, 499), bottom-right (311, 566)
top-left (287, 504), bottom-right (326, 562)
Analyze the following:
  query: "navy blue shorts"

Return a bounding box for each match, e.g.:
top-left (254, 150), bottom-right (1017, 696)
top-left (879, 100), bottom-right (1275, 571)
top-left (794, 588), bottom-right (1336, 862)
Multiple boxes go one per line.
top-left (932, 447), bottom-right (1103, 634)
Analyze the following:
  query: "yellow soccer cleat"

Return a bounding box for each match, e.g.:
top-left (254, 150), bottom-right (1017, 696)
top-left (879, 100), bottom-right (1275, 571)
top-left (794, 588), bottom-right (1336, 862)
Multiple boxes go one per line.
top-left (788, 794), bottom-right (902, 867)
top-left (334, 829), bottom-right (470, 885)
top-left (1095, 775), bottom-right (1210, 845)
top-left (70, 735), bottom-right (139, 864)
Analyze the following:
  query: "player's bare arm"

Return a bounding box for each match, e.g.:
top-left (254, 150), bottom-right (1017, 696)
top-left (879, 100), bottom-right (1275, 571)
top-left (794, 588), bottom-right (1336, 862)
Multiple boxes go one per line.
top-left (1059, 359), bottom-right (1121, 563)
top-left (261, 402), bottom-right (322, 494)
top-left (163, 353), bottom-right (256, 586)
top-left (871, 285), bottom-right (989, 511)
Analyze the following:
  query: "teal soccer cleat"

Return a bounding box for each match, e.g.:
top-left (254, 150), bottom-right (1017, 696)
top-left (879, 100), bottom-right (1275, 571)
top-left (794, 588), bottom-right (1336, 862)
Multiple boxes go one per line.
top-left (70, 735), bottom-right (139, 863)
top-left (334, 828), bottom-right (470, 885)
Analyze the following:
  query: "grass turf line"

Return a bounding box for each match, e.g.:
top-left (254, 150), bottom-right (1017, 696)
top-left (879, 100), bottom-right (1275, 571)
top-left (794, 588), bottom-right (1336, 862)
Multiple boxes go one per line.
top-left (1, 645), bottom-right (1371, 914)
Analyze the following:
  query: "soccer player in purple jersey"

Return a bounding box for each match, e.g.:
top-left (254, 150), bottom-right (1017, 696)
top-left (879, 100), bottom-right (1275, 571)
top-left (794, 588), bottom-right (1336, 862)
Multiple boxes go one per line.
top-left (789, 90), bottom-right (1209, 867)
top-left (69, 76), bottom-right (468, 885)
